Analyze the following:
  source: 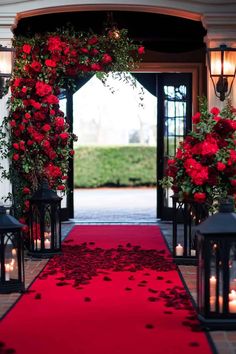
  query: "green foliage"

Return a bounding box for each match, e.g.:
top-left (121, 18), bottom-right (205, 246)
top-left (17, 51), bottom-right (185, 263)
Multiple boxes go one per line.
top-left (74, 146), bottom-right (156, 188)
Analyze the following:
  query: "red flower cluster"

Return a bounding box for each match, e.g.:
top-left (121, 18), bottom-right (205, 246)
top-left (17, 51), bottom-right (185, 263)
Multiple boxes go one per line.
top-left (6, 28), bottom-right (144, 228)
top-left (162, 99), bottom-right (236, 206)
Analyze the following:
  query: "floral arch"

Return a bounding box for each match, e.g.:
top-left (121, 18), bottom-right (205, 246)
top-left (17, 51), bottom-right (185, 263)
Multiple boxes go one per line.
top-left (1, 26), bottom-right (143, 231)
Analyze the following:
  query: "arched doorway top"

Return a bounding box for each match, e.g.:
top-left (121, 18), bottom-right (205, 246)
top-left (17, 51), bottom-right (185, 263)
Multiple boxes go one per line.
top-left (14, 3), bottom-right (202, 25)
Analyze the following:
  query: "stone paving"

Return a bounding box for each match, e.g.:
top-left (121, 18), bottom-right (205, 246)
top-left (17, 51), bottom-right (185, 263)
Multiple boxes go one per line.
top-left (1, 188), bottom-right (236, 353)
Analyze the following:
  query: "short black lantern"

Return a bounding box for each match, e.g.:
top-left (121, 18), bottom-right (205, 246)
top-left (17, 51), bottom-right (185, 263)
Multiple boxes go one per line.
top-left (28, 180), bottom-right (62, 257)
top-left (172, 194), bottom-right (208, 265)
top-left (196, 198), bottom-right (236, 329)
top-left (0, 206), bottom-right (25, 293)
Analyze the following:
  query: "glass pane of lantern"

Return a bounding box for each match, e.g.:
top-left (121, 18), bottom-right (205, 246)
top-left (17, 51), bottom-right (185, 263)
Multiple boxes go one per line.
top-left (210, 241), bottom-right (220, 312)
top-left (32, 205), bottom-right (41, 250)
top-left (210, 51), bottom-right (222, 76)
top-left (44, 206), bottom-right (51, 249)
top-left (229, 243), bottom-right (236, 313)
top-left (223, 51), bottom-right (236, 76)
top-left (2, 233), bottom-right (18, 282)
top-left (0, 50), bottom-right (12, 75)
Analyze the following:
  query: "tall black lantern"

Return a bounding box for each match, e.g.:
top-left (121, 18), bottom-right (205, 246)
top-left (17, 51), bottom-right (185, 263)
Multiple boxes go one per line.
top-left (196, 199), bottom-right (236, 329)
top-left (172, 194), bottom-right (208, 265)
top-left (0, 206), bottom-right (25, 293)
top-left (28, 181), bottom-right (62, 257)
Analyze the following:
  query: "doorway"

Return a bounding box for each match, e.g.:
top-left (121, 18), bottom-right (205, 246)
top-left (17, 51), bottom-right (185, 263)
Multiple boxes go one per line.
top-left (59, 71), bottom-right (193, 221)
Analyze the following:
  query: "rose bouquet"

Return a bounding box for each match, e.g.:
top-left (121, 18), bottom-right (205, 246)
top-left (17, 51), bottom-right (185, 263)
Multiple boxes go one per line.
top-left (160, 97), bottom-right (236, 210)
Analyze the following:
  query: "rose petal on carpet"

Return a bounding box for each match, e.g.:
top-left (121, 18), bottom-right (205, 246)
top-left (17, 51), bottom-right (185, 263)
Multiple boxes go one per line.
top-left (0, 225), bottom-right (214, 354)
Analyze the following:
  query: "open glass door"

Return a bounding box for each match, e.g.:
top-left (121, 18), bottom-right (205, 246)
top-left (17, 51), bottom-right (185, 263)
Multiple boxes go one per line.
top-left (157, 73), bottom-right (192, 220)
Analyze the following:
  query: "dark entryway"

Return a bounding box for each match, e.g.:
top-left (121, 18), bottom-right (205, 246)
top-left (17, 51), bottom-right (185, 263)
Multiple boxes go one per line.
top-left (60, 72), bottom-right (192, 221)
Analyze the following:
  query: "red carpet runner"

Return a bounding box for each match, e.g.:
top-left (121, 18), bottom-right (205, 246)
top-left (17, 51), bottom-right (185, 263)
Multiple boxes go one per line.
top-left (0, 225), bottom-right (213, 354)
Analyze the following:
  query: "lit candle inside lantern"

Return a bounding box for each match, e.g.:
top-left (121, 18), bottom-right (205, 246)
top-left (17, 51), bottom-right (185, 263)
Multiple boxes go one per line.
top-left (10, 258), bottom-right (15, 270)
top-left (210, 276), bottom-right (217, 296)
top-left (44, 239), bottom-right (51, 249)
top-left (229, 290), bottom-right (236, 301)
top-left (229, 299), bottom-right (236, 313)
top-left (34, 239), bottom-right (41, 249)
top-left (5, 264), bottom-right (10, 281)
top-left (175, 244), bottom-right (184, 256)
top-left (12, 248), bottom-right (17, 256)
top-left (190, 249), bottom-right (196, 257)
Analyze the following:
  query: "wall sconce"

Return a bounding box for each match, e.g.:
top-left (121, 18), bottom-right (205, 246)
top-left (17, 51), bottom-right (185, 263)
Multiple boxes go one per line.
top-left (0, 45), bottom-right (14, 98)
top-left (207, 44), bottom-right (236, 101)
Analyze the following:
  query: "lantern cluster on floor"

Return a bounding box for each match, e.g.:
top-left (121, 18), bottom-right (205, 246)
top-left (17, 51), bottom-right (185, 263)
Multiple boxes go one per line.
top-left (171, 194), bottom-right (208, 265)
top-left (0, 206), bottom-right (25, 293)
top-left (28, 180), bottom-right (62, 258)
top-left (196, 198), bottom-right (236, 329)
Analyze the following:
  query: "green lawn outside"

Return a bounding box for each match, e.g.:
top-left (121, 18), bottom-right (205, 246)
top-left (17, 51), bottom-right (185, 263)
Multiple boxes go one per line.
top-left (74, 146), bottom-right (157, 188)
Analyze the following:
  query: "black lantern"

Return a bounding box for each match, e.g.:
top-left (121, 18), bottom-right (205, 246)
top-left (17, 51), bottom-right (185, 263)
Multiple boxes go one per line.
top-left (206, 44), bottom-right (236, 101)
top-left (0, 206), bottom-right (25, 293)
top-left (171, 194), bottom-right (208, 265)
top-left (28, 181), bottom-right (62, 257)
top-left (196, 198), bottom-right (236, 329)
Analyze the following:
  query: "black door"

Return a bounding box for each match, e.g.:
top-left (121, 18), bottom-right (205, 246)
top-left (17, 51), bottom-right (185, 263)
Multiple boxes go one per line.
top-left (157, 73), bottom-right (192, 220)
top-left (58, 91), bottom-right (74, 221)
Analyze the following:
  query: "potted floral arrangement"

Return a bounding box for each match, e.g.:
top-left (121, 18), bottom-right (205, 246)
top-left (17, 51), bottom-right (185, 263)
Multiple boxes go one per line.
top-left (160, 97), bottom-right (236, 212)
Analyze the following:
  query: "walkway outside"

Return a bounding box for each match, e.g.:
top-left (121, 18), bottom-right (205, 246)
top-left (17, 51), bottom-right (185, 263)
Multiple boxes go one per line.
top-left (73, 187), bottom-right (157, 223)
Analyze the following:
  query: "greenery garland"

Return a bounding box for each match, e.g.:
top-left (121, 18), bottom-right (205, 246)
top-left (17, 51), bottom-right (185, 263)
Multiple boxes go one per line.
top-left (0, 26), bottom-right (144, 232)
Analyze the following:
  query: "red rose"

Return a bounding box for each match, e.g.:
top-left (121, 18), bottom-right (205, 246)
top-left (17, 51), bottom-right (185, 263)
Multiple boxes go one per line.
top-left (54, 117), bottom-right (65, 127)
top-left (19, 217), bottom-right (26, 224)
top-left (22, 44), bottom-right (31, 54)
top-left (30, 100), bottom-right (41, 110)
top-left (31, 61), bottom-right (42, 72)
top-left (13, 78), bottom-right (21, 87)
top-left (19, 141), bottom-right (25, 151)
top-left (47, 36), bottom-right (63, 51)
top-left (216, 162), bottom-right (226, 171)
top-left (24, 200), bottom-right (30, 209)
top-left (13, 143), bottom-right (19, 150)
top-left (193, 192), bottom-right (206, 203)
top-left (230, 179), bottom-right (236, 187)
top-left (70, 150), bottom-right (75, 156)
top-left (88, 36), bottom-right (98, 45)
top-left (62, 175), bottom-right (68, 180)
top-left (192, 112), bottom-right (201, 124)
top-left (45, 59), bottom-right (57, 67)
top-left (27, 140), bottom-right (34, 146)
top-left (35, 81), bottom-right (52, 97)
top-left (90, 49), bottom-right (99, 56)
top-left (24, 113), bottom-right (31, 120)
top-left (91, 63), bottom-right (102, 71)
top-left (57, 185), bottom-right (65, 191)
top-left (10, 120), bottom-right (16, 127)
top-left (102, 54), bottom-right (112, 64)
top-left (43, 94), bottom-right (59, 104)
top-left (81, 48), bottom-right (89, 54)
top-left (42, 124), bottom-right (51, 132)
top-left (138, 46), bottom-right (145, 55)
top-left (210, 107), bottom-right (220, 116)
top-left (23, 187), bottom-right (30, 194)
top-left (59, 132), bottom-right (69, 140)
top-left (13, 153), bottom-right (19, 161)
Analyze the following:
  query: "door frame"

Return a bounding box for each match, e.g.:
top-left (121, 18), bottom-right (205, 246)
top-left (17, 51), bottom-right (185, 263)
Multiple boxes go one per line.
top-left (65, 62), bottom-right (204, 220)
